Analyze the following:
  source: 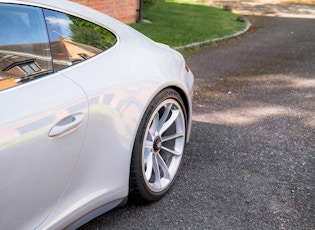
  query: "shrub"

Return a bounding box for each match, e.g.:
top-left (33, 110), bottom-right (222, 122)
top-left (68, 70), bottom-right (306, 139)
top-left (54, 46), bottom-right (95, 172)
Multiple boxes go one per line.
top-left (144, 0), bottom-right (157, 9)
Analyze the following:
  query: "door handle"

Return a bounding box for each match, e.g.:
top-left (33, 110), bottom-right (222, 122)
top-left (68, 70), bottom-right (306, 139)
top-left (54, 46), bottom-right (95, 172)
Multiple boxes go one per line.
top-left (49, 113), bottom-right (84, 138)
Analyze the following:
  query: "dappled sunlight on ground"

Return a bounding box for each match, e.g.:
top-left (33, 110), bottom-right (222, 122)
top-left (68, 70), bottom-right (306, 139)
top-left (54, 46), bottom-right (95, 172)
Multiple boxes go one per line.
top-left (193, 74), bottom-right (315, 128)
top-left (183, 0), bottom-right (315, 18)
top-left (232, 2), bottom-right (315, 19)
top-left (304, 118), bottom-right (315, 126)
top-left (243, 75), bottom-right (315, 89)
top-left (194, 104), bottom-right (300, 125)
top-left (188, 1), bottom-right (315, 128)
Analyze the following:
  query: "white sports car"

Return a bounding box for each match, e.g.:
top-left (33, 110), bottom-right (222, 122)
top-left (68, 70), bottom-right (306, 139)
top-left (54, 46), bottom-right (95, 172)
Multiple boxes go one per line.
top-left (0, 0), bottom-right (194, 229)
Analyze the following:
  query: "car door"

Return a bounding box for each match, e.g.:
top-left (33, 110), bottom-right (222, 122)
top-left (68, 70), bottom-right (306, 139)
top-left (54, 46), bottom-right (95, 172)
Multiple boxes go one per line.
top-left (0, 4), bottom-right (88, 229)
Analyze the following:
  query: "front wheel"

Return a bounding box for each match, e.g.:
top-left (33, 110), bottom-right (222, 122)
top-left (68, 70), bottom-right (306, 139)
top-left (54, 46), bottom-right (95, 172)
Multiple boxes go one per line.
top-left (129, 89), bottom-right (187, 202)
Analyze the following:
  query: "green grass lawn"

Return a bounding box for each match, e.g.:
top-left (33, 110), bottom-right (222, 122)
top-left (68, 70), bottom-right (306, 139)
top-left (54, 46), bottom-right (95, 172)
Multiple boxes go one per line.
top-left (131, 0), bottom-right (247, 48)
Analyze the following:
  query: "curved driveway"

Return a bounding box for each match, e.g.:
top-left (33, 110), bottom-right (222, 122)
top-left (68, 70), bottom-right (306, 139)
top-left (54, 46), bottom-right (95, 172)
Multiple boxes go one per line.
top-left (80, 3), bottom-right (315, 230)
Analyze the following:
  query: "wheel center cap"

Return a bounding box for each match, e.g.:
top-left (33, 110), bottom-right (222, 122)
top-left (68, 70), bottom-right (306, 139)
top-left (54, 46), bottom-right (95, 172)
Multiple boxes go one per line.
top-left (153, 136), bottom-right (162, 153)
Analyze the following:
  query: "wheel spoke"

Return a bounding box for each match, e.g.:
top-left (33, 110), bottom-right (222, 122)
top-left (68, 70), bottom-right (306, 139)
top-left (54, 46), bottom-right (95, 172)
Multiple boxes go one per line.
top-left (161, 145), bottom-right (182, 156)
top-left (160, 109), bottom-right (179, 135)
top-left (149, 113), bottom-right (160, 136)
top-left (157, 153), bottom-right (171, 180)
top-left (145, 139), bottom-right (153, 149)
top-left (162, 133), bottom-right (184, 142)
top-left (158, 104), bottom-right (172, 131)
top-left (144, 147), bottom-right (153, 180)
top-left (152, 154), bottom-right (161, 188)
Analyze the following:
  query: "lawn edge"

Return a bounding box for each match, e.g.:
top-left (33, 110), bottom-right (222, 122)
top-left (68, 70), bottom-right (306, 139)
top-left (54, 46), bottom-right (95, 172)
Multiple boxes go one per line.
top-left (173, 20), bottom-right (252, 50)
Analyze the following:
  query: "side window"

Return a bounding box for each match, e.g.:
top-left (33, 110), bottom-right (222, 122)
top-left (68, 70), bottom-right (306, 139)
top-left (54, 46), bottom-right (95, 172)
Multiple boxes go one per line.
top-left (0, 4), bottom-right (53, 91)
top-left (43, 9), bottom-right (117, 71)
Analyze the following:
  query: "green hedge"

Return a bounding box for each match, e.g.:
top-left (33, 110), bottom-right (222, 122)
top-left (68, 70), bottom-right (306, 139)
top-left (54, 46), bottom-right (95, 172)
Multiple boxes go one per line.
top-left (144, 0), bottom-right (157, 9)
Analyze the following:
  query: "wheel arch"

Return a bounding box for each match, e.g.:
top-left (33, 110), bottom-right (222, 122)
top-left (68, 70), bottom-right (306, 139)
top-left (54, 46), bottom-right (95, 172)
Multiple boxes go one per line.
top-left (168, 85), bottom-right (192, 143)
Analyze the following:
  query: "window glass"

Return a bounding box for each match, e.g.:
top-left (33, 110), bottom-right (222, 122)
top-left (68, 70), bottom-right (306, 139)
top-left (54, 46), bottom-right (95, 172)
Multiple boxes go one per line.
top-left (0, 4), bottom-right (53, 91)
top-left (43, 9), bottom-right (117, 71)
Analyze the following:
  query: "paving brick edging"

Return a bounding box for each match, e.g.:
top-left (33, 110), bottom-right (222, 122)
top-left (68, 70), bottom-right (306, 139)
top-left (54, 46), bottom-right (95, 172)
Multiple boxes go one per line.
top-left (173, 20), bottom-right (251, 50)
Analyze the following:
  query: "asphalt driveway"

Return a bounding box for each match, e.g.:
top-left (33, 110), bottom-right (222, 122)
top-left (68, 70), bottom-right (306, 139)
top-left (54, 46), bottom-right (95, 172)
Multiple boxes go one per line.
top-left (80, 3), bottom-right (314, 230)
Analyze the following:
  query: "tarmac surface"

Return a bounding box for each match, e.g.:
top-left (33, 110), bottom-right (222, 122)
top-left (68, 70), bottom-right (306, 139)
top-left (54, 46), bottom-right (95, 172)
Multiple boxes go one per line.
top-left (80, 1), bottom-right (314, 229)
top-left (200, 0), bottom-right (315, 18)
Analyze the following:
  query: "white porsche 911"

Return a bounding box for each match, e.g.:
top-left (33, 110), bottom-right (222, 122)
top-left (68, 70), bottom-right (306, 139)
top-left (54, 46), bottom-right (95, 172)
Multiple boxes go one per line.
top-left (0, 0), bottom-right (194, 229)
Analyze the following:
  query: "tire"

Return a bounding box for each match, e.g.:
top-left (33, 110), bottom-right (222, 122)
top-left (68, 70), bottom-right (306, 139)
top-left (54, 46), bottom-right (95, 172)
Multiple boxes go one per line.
top-left (129, 88), bottom-right (187, 202)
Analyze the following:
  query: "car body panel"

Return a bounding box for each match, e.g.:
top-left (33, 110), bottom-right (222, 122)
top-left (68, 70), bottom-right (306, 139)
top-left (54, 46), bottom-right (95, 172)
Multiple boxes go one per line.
top-left (0, 73), bottom-right (88, 229)
top-left (0, 0), bottom-right (194, 229)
